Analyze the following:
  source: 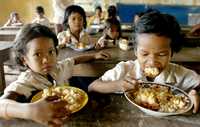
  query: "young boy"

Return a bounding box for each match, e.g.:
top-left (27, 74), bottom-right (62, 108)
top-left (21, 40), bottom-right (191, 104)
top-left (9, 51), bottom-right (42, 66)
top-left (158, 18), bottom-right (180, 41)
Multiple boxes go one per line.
top-left (32, 6), bottom-right (50, 27)
top-left (88, 12), bottom-right (200, 113)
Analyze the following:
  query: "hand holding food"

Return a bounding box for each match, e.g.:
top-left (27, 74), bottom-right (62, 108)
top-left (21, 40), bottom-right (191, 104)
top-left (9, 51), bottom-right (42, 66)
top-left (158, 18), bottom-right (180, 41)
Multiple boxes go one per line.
top-left (118, 75), bottom-right (139, 92)
top-left (30, 96), bottom-right (69, 127)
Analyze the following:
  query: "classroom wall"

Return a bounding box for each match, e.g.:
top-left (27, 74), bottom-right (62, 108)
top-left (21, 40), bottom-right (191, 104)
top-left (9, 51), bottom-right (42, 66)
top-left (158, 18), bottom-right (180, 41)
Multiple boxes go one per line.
top-left (0, 0), bottom-right (54, 26)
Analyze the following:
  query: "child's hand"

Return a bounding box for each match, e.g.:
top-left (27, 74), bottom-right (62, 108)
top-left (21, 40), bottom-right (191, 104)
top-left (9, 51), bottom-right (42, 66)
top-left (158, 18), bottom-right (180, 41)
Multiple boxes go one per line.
top-left (95, 37), bottom-right (106, 49)
top-left (118, 76), bottom-right (139, 92)
top-left (94, 51), bottom-right (111, 60)
top-left (189, 89), bottom-right (200, 113)
top-left (29, 96), bottom-right (70, 126)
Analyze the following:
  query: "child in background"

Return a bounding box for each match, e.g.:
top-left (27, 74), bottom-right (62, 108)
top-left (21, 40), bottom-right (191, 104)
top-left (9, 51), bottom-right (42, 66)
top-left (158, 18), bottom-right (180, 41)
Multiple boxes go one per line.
top-left (95, 18), bottom-right (121, 49)
top-left (89, 12), bottom-right (200, 113)
top-left (106, 5), bottom-right (120, 21)
top-left (0, 23), bottom-right (110, 126)
top-left (4, 12), bottom-right (23, 27)
top-left (88, 6), bottom-right (104, 26)
top-left (57, 5), bottom-right (92, 48)
top-left (32, 6), bottom-right (50, 27)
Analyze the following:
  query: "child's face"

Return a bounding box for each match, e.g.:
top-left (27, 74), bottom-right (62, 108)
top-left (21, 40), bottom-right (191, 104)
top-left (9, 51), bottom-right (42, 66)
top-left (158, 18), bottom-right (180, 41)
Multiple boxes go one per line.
top-left (68, 12), bottom-right (84, 32)
top-left (22, 37), bottom-right (57, 76)
top-left (107, 25), bottom-right (119, 39)
top-left (135, 33), bottom-right (172, 74)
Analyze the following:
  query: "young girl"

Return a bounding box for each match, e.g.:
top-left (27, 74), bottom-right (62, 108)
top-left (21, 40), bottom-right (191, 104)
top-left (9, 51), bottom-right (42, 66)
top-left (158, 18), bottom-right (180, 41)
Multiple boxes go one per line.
top-left (57, 5), bottom-right (92, 48)
top-left (4, 12), bottom-right (23, 27)
top-left (95, 18), bottom-right (121, 49)
top-left (88, 6), bottom-right (104, 26)
top-left (0, 23), bottom-right (110, 126)
top-left (32, 6), bottom-right (50, 27)
top-left (89, 12), bottom-right (200, 113)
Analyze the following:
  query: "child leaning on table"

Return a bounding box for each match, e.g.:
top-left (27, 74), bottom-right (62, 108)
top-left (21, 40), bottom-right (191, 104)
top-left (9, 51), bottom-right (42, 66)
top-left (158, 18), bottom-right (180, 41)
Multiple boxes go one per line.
top-left (57, 5), bottom-right (92, 48)
top-left (95, 18), bottom-right (121, 49)
top-left (89, 12), bottom-right (200, 113)
top-left (0, 23), bottom-right (110, 126)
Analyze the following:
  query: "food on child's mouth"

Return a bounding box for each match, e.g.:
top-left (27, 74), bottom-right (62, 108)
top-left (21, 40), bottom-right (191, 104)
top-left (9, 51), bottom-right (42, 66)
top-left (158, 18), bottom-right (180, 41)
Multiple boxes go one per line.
top-left (144, 67), bottom-right (159, 78)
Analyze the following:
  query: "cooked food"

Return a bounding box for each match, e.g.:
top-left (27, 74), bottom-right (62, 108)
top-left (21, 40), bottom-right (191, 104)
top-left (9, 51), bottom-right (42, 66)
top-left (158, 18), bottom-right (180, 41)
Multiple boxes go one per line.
top-left (42, 86), bottom-right (87, 112)
top-left (127, 83), bottom-right (190, 113)
top-left (75, 43), bottom-right (86, 49)
top-left (144, 67), bottom-right (159, 78)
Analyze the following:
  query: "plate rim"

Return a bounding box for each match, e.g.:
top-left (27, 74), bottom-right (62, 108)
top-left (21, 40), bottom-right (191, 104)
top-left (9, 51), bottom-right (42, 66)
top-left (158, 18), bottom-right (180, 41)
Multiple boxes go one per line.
top-left (31, 86), bottom-right (88, 113)
top-left (124, 82), bottom-right (193, 116)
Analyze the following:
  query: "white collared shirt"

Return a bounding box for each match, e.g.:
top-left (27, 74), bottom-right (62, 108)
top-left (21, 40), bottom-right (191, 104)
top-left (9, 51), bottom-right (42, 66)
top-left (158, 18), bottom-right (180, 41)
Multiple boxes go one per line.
top-left (101, 60), bottom-right (200, 92)
top-left (4, 58), bottom-right (75, 98)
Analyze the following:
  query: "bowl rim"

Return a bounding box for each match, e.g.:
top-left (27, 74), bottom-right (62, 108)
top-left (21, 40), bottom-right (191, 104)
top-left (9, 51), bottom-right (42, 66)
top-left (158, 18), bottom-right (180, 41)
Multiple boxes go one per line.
top-left (124, 82), bottom-right (193, 116)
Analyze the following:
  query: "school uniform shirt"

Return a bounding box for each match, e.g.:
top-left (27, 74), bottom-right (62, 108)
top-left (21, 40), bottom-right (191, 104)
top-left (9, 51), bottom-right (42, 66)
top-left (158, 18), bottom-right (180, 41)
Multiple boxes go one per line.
top-left (4, 58), bottom-right (75, 99)
top-left (57, 29), bottom-right (91, 45)
top-left (32, 17), bottom-right (50, 27)
top-left (100, 60), bottom-right (200, 92)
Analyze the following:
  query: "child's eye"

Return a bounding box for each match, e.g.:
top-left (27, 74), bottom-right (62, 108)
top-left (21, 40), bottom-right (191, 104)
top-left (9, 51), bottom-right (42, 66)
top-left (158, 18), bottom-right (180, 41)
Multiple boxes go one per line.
top-left (49, 49), bottom-right (56, 55)
top-left (158, 52), bottom-right (168, 56)
top-left (141, 52), bottom-right (148, 56)
top-left (34, 53), bottom-right (41, 57)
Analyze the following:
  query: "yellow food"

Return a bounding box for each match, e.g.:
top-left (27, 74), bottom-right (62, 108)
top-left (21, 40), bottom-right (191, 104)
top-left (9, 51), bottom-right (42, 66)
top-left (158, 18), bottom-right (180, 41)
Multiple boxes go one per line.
top-left (144, 67), bottom-right (159, 78)
top-left (42, 87), bottom-right (86, 112)
top-left (128, 83), bottom-right (190, 113)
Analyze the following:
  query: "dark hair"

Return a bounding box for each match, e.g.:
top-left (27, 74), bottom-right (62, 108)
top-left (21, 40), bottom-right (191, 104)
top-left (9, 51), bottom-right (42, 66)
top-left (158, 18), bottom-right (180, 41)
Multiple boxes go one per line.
top-left (63, 5), bottom-right (87, 30)
top-left (104, 18), bottom-right (121, 38)
top-left (134, 12), bottom-right (183, 53)
top-left (107, 5), bottom-right (117, 19)
top-left (95, 6), bottom-right (102, 13)
top-left (13, 23), bottom-right (58, 67)
top-left (36, 6), bottom-right (44, 14)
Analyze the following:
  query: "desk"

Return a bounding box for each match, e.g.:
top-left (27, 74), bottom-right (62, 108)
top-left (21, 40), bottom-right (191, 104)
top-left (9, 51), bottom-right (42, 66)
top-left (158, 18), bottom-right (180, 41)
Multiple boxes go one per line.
top-left (58, 46), bottom-right (200, 77)
top-left (0, 29), bottom-right (18, 41)
top-left (0, 42), bottom-right (13, 92)
top-left (0, 93), bottom-right (199, 127)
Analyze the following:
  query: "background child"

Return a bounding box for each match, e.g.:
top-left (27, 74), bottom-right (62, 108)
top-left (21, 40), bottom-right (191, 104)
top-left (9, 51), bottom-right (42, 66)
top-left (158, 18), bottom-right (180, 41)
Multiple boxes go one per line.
top-left (88, 6), bottom-right (104, 26)
top-left (57, 5), bottom-right (92, 48)
top-left (3, 11), bottom-right (23, 27)
top-left (32, 6), bottom-right (50, 27)
top-left (0, 23), bottom-right (110, 126)
top-left (89, 12), bottom-right (200, 113)
top-left (95, 18), bottom-right (121, 49)
top-left (106, 5), bottom-right (120, 21)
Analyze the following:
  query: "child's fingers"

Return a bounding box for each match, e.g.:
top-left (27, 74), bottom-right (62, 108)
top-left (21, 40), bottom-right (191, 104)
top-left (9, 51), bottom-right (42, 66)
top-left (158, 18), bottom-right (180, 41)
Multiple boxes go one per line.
top-left (189, 89), bottom-right (200, 113)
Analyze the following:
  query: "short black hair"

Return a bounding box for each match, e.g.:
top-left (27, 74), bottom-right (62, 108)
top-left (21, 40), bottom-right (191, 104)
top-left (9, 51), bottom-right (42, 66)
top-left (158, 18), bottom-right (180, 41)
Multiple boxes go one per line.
top-left (36, 6), bottom-right (44, 14)
top-left (13, 23), bottom-right (58, 67)
top-left (95, 6), bottom-right (102, 13)
top-left (134, 12), bottom-right (183, 53)
top-left (63, 5), bottom-right (87, 30)
top-left (104, 18), bottom-right (121, 38)
top-left (107, 5), bottom-right (117, 19)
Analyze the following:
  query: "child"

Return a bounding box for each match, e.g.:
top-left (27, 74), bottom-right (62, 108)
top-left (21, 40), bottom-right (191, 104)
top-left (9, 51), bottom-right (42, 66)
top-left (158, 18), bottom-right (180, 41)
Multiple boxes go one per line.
top-left (89, 12), bottom-right (200, 113)
top-left (0, 23), bottom-right (110, 126)
top-left (3, 12), bottom-right (23, 27)
top-left (95, 18), bottom-right (121, 49)
top-left (106, 5), bottom-right (120, 21)
top-left (88, 6), bottom-right (104, 26)
top-left (57, 5), bottom-right (92, 48)
top-left (32, 6), bottom-right (50, 27)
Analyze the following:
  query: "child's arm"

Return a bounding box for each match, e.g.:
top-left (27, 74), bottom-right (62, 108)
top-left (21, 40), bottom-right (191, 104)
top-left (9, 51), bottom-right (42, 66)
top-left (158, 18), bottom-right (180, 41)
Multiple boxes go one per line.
top-left (189, 89), bottom-right (200, 113)
top-left (74, 51), bottom-right (110, 65)
top-left (0, 93), bottom-right (69, 126)
top-left (88, 76), bottom-right (139, 93)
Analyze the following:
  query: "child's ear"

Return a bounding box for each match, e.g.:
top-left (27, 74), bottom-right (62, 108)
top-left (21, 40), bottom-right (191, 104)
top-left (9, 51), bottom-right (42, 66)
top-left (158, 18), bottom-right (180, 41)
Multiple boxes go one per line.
top-left (20, 56), bottom-right (27, 67)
